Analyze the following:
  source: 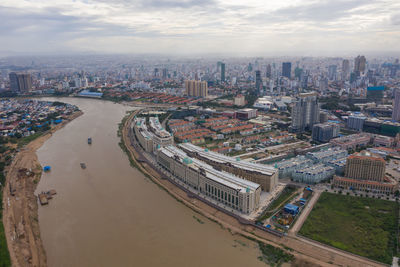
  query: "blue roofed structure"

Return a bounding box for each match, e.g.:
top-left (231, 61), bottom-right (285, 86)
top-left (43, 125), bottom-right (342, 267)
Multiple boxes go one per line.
top-left (284, 203), bottom-right (299, 215)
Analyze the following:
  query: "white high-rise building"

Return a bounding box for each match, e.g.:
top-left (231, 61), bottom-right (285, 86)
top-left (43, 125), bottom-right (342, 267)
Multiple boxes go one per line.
top-left (291, 92), bottom-right (320, 133)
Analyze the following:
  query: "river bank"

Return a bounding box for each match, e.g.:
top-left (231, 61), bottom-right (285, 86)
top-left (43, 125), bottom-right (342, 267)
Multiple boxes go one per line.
top-left (2, 110), bottom-right (82, 267)
top-left (122, 110), bottom-right (386, 267)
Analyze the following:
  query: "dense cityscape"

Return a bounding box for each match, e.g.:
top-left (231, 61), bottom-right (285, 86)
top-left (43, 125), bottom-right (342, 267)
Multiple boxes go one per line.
top-left (1, 0), bottom-right (400, 266)
top-left (0, 54), bottom-right (399, 266)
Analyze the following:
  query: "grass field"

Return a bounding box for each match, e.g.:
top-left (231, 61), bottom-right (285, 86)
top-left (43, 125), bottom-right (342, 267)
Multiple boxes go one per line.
top-left (0, 190), bottom-right (11, 267)
top-left (300, 192), bottom-right (399, 264)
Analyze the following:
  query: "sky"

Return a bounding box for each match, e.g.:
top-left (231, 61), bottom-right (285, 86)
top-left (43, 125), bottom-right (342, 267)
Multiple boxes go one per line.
top-left (1, 0), bottom-right (400, 56)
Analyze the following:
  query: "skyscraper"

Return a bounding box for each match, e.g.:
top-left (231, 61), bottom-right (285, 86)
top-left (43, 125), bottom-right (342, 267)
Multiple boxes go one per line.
top-left (9, 73), bottom-right (32, 92)
top-left (282, 62), bottom-right (291, 79)
top-left (255, 70), bottom-right (262, 92)
top-left (328, 65), bottom-right (337, 80)
top-left (392, 89), bottom-right (400, 121)
top-left (291, 92), bottom-right (320, 132)
top-left (162, 68), bottom-right (168, 80)
top-left (266, 64), bottom-right (272, 78)
top-left (9, 72), bottom-right (19, 91)
top-left (354, 55), bottom-right (366, 74)
top-left (342, 59), bottom-right (350, 81)
top-left (220, 63), bottom-right (225, 82)
top-left (185, 80), bottom-right (208, 97)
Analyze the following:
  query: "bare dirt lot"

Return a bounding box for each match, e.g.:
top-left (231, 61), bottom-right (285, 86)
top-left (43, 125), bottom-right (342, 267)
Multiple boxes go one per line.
top-left (2, 111), bottom-right (82, 267)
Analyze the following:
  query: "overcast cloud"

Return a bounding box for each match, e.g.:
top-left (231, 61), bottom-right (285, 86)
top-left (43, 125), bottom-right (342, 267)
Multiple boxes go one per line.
top-left (0, 0), bottom-right (399, 56)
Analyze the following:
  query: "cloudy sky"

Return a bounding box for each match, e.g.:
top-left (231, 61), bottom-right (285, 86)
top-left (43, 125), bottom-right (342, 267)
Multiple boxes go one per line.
top-left (1, 0), bottom-right (399, 56)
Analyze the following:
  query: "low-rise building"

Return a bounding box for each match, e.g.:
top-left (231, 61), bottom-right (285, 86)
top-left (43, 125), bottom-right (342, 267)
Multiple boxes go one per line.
top-left (330, 133), bottom-right (371, 150)
top-left (293, 164), bottom-right (335, 184)
top-left (234, 95), bottom-right (245, 106)
top-left (236, 108), bottom-right (257, 120)
top-left (325, 157), bottom-right (347, 174)
top-left (273, 156), bottom-right (313, 179)
top-left (306, 148), bottom-right (348, 163)
top-left (373, 135), bottom-right (394, 148)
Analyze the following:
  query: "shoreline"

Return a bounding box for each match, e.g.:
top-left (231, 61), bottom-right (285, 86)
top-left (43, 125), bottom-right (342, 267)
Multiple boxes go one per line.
top-left (121, 110), bottom-right (386, 267)
top-left (2, 110), bottom-right (83, 267)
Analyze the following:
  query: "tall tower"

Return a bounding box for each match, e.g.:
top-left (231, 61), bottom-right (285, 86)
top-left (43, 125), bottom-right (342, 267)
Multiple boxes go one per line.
top-left (255, 70), bottom-right (262, 92)
top-left (354, 55), bottom-right (366, 75)
top-left (328, 65), bottom-right (337, 81)
top-left (342, 59), bottom-right (350, 81)
top-left (9, 72), bottom-right (19, 91)
top-left (220, 63), bottom-right (225, 82)
top-left (15, 73), bottom-right (32, 92)
top-left (392, 89), bottom-right (400, 121)
top-left (291, 92), bottom-right (320, 132)
top-left (282, 62), bottom-right (291, 79)
top-left (185, 80), bottom-right (208, 98)
top-left (266, 64), bottom-right (272, 78)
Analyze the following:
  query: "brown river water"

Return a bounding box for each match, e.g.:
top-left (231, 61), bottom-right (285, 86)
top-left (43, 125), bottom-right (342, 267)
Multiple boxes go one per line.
top-left (35, 98), bottom-right (265, 267)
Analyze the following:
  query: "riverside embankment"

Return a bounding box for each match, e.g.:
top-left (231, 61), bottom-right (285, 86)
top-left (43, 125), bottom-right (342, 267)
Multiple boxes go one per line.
top-left (2, 110), bottom-right (82, 267)
top-left (34, 98), bottom-right (267, 267)
top-left (122, 108), bottom-right (386, 267)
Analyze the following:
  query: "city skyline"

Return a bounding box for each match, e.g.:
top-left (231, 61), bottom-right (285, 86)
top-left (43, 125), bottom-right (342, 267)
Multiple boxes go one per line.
top-left (1, 0), bottom-right (400, 56)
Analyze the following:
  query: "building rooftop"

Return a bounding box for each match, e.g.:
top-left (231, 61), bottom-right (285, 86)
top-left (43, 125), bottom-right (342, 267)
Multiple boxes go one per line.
top-left (149, 117), bottom-right (171, 138)
top-left (160, 146), bottom-right (260, 193)
top-left (179, 142), bottom-right (277, 176)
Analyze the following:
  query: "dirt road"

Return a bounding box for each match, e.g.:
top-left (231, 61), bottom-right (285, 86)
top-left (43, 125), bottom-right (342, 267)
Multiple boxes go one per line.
top-left (2, 111), bottom-right (82, 267)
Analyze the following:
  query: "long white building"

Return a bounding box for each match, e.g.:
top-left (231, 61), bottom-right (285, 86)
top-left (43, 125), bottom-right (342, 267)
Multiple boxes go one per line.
top-left (133, 116), bottom-right (173, 153)
top-left (148, 117), bottom-right (174, 148)
top-left (157, 146), bottom-right (261, 214)
top-left (179, 143), bottom-right (278, 192)
top-left (132, 117), bottom-right (153, 152)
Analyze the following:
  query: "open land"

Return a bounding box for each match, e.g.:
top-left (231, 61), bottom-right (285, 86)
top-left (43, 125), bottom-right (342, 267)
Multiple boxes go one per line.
top-left (2, 110), bottom-right (82, 267)
top-left (300, 192), bottom-right (399, 265)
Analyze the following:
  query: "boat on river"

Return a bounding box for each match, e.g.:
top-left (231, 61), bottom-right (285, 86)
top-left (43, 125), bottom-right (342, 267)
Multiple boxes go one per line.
top-left (88, 137), bottom-right (92, 144)
top-left (80, 163), bottom-right (86, 169)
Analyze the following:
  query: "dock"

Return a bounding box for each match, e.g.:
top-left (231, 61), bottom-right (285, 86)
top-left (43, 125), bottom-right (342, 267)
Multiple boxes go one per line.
top-left (38, 194), bottom-right (48, 205)
top-left (38, 190), bottom-right (57, 205)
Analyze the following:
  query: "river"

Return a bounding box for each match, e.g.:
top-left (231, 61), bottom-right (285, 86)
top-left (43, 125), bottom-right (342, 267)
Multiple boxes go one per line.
top-left (35, 98), bottom-right (265, 267)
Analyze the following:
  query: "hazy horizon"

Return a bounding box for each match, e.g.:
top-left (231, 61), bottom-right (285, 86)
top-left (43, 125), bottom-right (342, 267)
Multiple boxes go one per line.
top-left (1, 0), bottom-right (400, 56)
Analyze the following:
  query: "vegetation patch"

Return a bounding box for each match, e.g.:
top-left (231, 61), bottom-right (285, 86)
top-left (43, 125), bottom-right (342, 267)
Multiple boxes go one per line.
top-left (256, 186), bottom-right (297, 223)
top-left (256, 241), bottom-right (294, 266)
top-left (299, 192), bottom-right (399, 264)
top-left (17, 132), bottom-right (43, 148)
top-left (192, 215), bottom-right (204, 224)
top-left (0, 190), bottom-right (11, 267)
